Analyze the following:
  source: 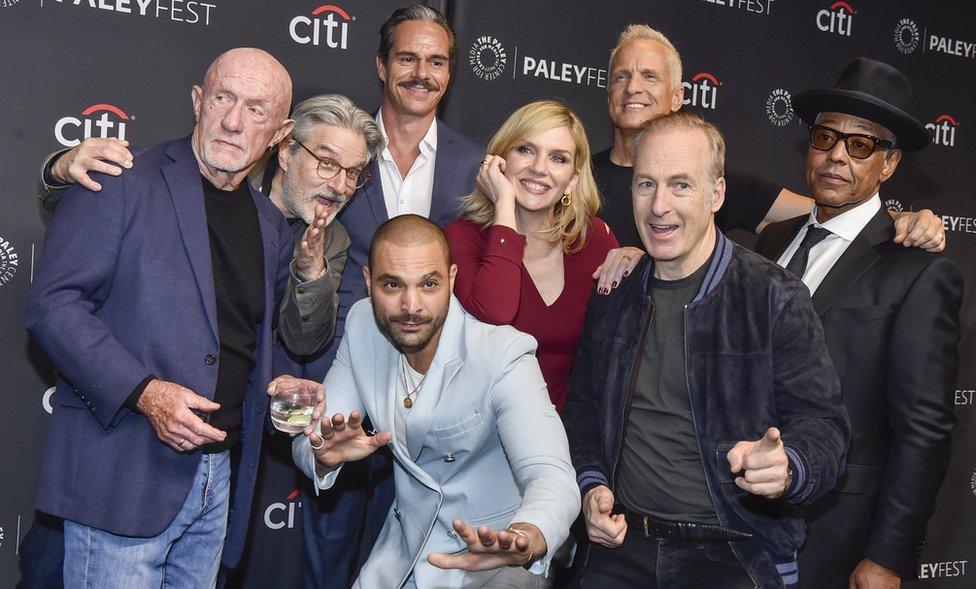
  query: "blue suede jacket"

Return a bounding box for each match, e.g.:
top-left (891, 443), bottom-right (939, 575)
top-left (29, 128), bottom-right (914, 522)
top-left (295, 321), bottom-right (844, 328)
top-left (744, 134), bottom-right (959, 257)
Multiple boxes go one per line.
top-left (563, 231), bottom-right (850, 588)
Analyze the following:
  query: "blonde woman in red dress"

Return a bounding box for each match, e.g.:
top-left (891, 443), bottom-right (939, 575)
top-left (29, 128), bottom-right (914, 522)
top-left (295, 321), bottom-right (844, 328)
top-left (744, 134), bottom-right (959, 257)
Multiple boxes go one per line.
top-left (445, 100), bottom-right (619, 412)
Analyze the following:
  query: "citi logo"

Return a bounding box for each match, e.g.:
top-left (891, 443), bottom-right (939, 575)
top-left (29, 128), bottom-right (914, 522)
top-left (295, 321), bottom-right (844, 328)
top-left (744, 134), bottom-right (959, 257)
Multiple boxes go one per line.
top-left (55, 103), bottom-right (129, 148)
top-left (289, 4), bottom-right (353, 49)
top-left (683, 72), bottom-right (720, 110)
top-left (264, 488), bottom-right (302, 529)
top-left (926, 114), bottom-right (958, 147)
top-left (817, 1), bottom-right (855, 37)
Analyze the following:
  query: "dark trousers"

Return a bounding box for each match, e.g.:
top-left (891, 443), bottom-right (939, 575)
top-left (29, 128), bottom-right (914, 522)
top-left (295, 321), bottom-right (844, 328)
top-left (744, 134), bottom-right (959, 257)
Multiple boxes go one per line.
top-left (16, 512), bottom-right (63, 589)
top-left (301, 446), bottom-right (395, 588)
top-left (578, 529), bottom-right (755, 589)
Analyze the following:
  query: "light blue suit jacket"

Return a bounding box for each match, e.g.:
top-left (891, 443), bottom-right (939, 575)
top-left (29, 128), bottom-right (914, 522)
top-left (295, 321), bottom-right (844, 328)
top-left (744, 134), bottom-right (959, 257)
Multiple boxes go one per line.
top-left (294, 296), bottom-right (579, 587)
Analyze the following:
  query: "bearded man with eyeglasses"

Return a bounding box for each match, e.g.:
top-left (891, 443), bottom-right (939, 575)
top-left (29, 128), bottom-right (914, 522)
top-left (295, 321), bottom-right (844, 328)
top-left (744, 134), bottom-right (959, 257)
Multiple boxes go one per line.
top-left (757, 58), bottom-right (963, 589)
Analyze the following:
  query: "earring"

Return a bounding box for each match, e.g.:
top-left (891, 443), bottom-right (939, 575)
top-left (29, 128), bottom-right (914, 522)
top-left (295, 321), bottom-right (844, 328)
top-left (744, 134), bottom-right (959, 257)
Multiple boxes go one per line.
top-left (561, 194), bottom-right (571, 207)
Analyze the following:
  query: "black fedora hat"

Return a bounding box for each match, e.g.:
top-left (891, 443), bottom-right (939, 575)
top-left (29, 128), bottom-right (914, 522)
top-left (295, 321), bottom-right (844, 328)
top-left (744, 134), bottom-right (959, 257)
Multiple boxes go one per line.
top-left (792, 57), bottom-right (931, 151)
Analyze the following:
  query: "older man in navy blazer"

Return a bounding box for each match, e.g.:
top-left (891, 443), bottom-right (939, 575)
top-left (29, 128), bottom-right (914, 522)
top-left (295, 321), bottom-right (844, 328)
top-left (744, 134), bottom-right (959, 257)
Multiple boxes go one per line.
top-left (26, 48), bottom-right (296, 587)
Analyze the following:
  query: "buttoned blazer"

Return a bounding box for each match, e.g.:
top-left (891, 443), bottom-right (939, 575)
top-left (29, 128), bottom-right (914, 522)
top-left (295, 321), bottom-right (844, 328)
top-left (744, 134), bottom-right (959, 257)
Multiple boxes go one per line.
top-left (293, 296), bottom-right (580, 588)
top-left (757, 209), bottom-right (962, 577)
top-left (26, 136), bottom-right (293, 568)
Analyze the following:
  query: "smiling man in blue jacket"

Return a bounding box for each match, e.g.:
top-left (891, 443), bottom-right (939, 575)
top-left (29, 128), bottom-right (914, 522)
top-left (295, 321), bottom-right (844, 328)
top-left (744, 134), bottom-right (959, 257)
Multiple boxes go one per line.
top-left (563, 112), bottom-right (850, 589)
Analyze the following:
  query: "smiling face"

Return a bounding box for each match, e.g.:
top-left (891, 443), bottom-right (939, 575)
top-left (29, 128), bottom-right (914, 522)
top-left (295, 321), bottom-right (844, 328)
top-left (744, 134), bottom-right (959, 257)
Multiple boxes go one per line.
top-left (278, 122), bottom-right (368, 225)
top-left (502, 125), bottom-right (580, 215)
top-left (365, 238), bottom-right (456, 355)
top-left (607, 39), bottom-right (683, 133)
top-left (191, 49), bottom-right (292, 186)
top-left (806, 112), bottom-right (902, 222)
top-left (376, 20), bottom-right (451, 119)
top-left (632, 128), bottom-right (724, 280)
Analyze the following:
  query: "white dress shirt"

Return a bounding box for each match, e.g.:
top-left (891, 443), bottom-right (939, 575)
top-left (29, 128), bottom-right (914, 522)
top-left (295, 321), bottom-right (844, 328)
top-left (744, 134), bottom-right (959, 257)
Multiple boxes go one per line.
top-left (776, 193), bottom-right (882, 295)
top-left (376, 110), bottom-right (437, 219)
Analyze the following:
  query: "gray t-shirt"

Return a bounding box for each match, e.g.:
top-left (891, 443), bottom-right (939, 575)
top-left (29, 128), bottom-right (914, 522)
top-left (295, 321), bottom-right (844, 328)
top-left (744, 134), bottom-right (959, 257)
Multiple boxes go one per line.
top-left (616, 259), bottom-right (720, 524)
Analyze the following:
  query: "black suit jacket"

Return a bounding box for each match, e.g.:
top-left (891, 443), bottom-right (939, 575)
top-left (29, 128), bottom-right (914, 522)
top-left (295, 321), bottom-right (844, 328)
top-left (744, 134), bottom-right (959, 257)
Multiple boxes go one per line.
top-left (756, 208), bottom-right (962, 583)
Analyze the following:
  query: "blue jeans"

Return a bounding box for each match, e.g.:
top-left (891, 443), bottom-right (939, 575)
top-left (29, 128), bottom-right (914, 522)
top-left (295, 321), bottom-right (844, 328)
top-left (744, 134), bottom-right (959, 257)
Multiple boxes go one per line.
top-left (63, 451), bottom-right (231, 589)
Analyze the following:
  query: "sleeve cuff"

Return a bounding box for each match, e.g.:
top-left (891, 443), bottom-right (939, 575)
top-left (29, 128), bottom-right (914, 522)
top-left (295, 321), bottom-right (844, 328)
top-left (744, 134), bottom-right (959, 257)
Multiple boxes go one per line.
top-left (123, 375), bottom-right (156, 412)
top-left (485, 224), bottom-right (527, 263)
top-left (577, 467), bottom-right (610, 497)
top-left (784, 446), bottom-right (808, 501)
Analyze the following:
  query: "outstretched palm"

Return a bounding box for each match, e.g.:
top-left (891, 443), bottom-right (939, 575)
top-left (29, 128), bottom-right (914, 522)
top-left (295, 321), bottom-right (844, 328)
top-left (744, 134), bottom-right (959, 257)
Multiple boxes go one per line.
top-left (309, 410), bottom-right (392, 470)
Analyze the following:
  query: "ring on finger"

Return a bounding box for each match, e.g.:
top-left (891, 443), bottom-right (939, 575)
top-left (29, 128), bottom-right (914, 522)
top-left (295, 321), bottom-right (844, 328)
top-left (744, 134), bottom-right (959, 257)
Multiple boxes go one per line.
top-left (310, 436), bottom-right (325, 450)
top-left (177, 438), bottom-right (186, 447)
top-left (938, 231), bottom-right (946, 241)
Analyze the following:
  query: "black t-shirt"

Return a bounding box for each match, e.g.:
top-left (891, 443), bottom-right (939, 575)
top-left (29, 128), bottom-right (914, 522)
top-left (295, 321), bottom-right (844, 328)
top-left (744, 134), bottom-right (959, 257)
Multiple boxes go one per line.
top-left (200, 175), bottom-right (265, 453)
top-left (616, 255), bottom-right (719, 524)
top-left (591, 148), bottom-right (782, 248)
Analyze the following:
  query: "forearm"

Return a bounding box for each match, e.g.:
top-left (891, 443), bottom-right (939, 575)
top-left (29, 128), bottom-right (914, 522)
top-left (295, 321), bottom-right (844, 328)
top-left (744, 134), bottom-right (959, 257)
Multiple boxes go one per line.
top-left (277, 261), bottom-right (338, 357)
top-left (37, 149), bottom-right (71, 213)
top-left (450, 224), bottom-right (525, 324)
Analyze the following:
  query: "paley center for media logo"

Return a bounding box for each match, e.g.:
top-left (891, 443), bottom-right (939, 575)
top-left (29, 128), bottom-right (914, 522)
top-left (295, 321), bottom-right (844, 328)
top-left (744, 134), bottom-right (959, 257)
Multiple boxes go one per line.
top-left (765, 88), bottom-right (794, 127)
top-left (54, 103), bottom-right (131, 148)
top-left (683, 72), bottom-right (721, 110)
top-left (816, 1), bottom-right (855, 37)
top-left (264, 488), bottom-right (302, 529)
top-left (467, 34), bottom-right (606, 88)
top-left (469, 36), bottom-right (507, 81)
top-left (1, 0), bottom-right (21, 9)
top-left (289, 4), bottom-right (354, 49)
top-left (0, 235), bottom-right (18, 286)
top-left (893, 17), bottom-right (976, 60)
top-left (46, 0), bottom-right (214, 26)
top-left (927, 114), bottom-right (958, 148)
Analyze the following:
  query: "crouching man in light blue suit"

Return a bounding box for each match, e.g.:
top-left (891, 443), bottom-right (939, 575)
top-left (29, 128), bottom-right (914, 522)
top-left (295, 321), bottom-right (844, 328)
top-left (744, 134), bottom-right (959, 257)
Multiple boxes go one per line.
top-left (284, 214), bottom-right (579, 588)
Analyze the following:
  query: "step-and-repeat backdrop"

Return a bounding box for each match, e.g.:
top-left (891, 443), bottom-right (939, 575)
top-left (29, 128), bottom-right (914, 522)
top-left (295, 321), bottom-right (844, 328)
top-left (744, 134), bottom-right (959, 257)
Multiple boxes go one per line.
top-left (1, 0), bottom-right (972, 587)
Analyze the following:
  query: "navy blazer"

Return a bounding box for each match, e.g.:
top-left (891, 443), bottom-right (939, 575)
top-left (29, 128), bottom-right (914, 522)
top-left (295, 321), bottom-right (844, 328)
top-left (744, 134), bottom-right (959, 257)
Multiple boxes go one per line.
top-left (26, 136), bottom-right (293, 568)
top-left (296, 119), bottom-right (483, 381)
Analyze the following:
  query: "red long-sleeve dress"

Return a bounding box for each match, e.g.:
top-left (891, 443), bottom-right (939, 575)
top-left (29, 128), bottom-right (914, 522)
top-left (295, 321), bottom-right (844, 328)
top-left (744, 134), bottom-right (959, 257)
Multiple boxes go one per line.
top-left (444, 217), bottom-right (619, 412)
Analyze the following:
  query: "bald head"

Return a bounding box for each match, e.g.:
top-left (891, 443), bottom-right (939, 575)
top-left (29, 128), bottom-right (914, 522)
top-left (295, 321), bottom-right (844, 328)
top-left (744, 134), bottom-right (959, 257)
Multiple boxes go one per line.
top-left (191, 47), bottom-right (295, 189)
top-left (369, 214), bottom-right (451, 268)
top-left (202, 48), bottom-right (292, 119)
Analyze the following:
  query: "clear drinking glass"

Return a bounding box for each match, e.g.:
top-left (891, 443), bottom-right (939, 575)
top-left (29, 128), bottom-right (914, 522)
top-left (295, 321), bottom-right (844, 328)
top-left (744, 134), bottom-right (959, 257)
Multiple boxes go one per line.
top-left (270, 380), bottom-right (318, 434)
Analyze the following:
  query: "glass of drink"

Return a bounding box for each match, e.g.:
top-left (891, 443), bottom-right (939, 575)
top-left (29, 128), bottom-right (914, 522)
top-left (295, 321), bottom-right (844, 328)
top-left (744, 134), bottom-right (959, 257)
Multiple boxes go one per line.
top-left (270, 379), bottom-right (318, 434)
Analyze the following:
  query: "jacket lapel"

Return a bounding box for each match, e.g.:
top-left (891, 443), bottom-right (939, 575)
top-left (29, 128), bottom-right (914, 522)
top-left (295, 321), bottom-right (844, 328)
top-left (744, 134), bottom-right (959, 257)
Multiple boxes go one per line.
top-left (761, 215), bottom-right (808, 262)
top-left (361, 159), bottom-right (389, 228)
top-left (249, 184), bottom-right (279, 325)
top-left (812, 208), bottom-right (892, 316)
top-left (429, 121), bottom-right (465, 226)
top-left (161, 138), bottom-right (219, 342)
top-left (404, 297), bottom-right (465, 459)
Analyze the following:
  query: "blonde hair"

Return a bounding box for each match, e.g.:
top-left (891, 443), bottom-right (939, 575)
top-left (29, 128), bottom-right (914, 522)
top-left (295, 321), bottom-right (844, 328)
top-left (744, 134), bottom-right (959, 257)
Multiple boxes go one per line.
top-left (460, 100), bottom-right (600, 253)
top-left (609, 24), bottom-right (683, 90)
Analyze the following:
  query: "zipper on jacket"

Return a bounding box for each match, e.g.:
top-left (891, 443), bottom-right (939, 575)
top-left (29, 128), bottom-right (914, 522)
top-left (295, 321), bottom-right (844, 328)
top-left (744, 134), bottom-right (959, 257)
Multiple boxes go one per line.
top-left (609, 298), bottom-right (653, 486)
top-left (683, 303), bottom-right (760, 588)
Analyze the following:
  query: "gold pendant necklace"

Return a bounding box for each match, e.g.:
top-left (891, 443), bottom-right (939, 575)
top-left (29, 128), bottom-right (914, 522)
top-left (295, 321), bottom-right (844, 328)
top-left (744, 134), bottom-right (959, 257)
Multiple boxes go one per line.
top-left (400, 355), bottom-right (426, 409)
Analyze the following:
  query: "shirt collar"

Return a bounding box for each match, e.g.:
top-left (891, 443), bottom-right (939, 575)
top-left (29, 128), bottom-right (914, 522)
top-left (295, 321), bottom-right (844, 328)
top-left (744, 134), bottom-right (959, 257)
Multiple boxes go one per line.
top-left (808, 193), bottom-right (882, 242)
top-left (376, 110), bottom-right (438, 162)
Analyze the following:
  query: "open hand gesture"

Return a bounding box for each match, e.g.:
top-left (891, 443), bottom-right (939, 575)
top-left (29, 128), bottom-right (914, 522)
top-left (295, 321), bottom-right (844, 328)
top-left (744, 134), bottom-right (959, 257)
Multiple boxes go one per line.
top-left (427, 519), bottom-right (546, 571)
top-left (307, 410), bottom-right (391, 471)
top-left (295, 203), bottom-right (330, 281)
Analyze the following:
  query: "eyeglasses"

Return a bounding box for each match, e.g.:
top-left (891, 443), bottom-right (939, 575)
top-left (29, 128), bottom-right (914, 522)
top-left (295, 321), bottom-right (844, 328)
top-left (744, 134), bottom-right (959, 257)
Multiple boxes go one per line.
top-left (808, 124), bottom-right (895, 160)
top-left (293, 138), bottom-right (371, 189)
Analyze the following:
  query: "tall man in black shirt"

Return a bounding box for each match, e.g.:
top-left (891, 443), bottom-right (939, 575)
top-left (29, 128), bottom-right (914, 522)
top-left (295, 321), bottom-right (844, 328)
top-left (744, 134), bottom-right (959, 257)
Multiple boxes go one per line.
top-left (26, 48), bottom-right (301, 585)
top-left (591, 24), bottom-right (945, 293)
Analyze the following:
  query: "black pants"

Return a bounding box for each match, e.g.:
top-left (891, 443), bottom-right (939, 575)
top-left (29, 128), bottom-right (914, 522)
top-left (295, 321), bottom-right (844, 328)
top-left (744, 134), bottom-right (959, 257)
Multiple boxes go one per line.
top-left (578, 530), bottom-right (756, 589)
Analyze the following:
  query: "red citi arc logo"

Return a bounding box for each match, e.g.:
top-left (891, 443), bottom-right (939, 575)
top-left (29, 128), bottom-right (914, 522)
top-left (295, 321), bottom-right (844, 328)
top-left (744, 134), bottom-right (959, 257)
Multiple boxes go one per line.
top-left (926, 114), bottom-right (958, 147)
top-left (54, 103), bottom-right (129, 147)
top-left (683, 72), bottom-right (720, 110)
top-left (817, 1), bottom-right (855, 37)
top-left (289, 4), bottom-right (352, 49)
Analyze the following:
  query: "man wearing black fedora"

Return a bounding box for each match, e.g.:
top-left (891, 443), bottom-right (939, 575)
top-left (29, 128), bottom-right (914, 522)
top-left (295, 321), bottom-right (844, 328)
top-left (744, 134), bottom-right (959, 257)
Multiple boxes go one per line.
top-left (756, 57), bottom-right (963, 588)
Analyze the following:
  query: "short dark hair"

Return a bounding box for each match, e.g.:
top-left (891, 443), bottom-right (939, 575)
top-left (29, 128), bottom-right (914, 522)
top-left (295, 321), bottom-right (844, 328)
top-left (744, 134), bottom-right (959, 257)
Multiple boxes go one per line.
top-left (368, 214), bottom-right (451, 268)
top-left (377, 4), bottom-right (456, 71)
